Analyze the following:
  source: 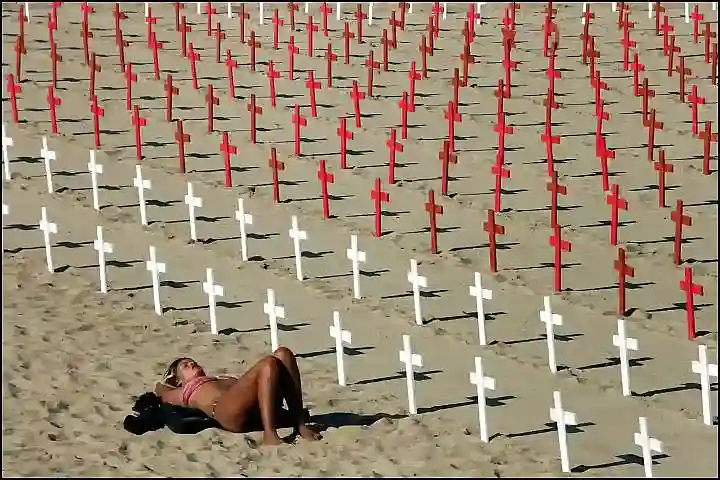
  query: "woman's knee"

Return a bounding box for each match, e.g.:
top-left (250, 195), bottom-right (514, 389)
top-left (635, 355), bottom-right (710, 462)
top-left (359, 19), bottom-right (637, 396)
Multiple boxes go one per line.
top-left (259, 355), bottom-right (283, 377)
top-left (272, 346), bottom-right (295, 363)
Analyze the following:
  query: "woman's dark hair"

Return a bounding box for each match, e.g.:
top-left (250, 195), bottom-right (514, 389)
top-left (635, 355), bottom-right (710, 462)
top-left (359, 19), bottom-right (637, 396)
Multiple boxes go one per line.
top-left (163, 358), bottom-right (190, 387)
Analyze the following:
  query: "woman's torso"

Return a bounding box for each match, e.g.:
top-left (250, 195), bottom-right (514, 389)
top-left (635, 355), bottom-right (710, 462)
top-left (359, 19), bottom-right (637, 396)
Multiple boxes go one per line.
top-left (185, 377), bottom-right (238, 416)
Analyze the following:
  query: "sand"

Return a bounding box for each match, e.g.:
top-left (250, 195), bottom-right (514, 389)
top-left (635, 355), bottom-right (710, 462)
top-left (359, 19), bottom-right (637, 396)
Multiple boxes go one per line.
top-left (2, 1), bottom-right (718, 477)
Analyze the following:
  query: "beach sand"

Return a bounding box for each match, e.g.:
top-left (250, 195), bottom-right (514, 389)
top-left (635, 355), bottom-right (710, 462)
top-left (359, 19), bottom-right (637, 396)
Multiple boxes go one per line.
top-left (2, 2), bottom-right (717, 477)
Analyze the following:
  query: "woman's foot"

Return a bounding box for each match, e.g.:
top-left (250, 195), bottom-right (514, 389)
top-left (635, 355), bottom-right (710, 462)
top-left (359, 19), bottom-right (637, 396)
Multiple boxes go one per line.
top-left (296, 423), bottom-right (322, 441)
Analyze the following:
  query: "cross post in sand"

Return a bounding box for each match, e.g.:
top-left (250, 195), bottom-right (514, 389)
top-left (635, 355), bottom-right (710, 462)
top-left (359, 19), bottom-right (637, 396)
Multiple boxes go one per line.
top-left (184, 182), bottom-right (204, 242)
top-left (679, 267), bottom-right (703, 340)
top-left (540, 296), bottom-right (563, 373)
top-left (267, 61), bottom-right (281, 108)
top-left (317, 159), bottom-right (335, 219)
top-left (203, 268), bottom-right (225, 335)
top-left (612, 318), bottom-right (639, 396)
top-left (268, 148), bottom-right (285, 203)
top-left (125, 62), bottom-right (137, 111)
top-left (606, 183), bottom-right (628, 246)
top-left (671, 199), bottom-right (692, 265)
top-left (306, 71), bottom-right (321, 118)
top-left (424, 189), bottom-right (443, 254)
top-left (131, 105), bottom-right (147, 161)
top-left (220, 131), bottom-right (238, 188)
top-left (346, 234), bottom-right (366, 299)
top-left (225, 49), bottom-right (238, 99)
top-left (438, 140), bottom-right (458, 197)
top-left (549, 224), bottom-right (571, 292)
top-left (687, 84), bottom-right (705, 136)
top-left (546, 171), bottom-right (566, 228)
top-left (634, 416), bottom-right (663, 478)
top-left (491, 163), bottom-right (511, 213)
top-left (630, 53), bottom-right (645, 96)
top-left (691, 344), bottom-right (719, 426)
top-left (175, 120), bottom-right (192, 174)
top-left (350, 80), bottom-right (365, 128)
top-left (47, 79), bottom-right (62, 126)
top-left (337, 117), bottom-right (353, 169)
top-left (398, 91), bottom-right (410, 140)
top-left (399, 334), bottom-right (423, 415)
top-left (248, 31), bottom-right (261, 72)
top-left (330, 311), bottom-right (353, 386)
top-left (386, 128), bottom-right (403, 184)
top-left (188, 43), bottom-right (201, 90)
top-left (343, 22), bottom-right (354, 65)
top-left (324, 42), bottom-right (337, 88)
top-left (234, 198), bottom-right (253, 262)
top-left (87, 149), bottom-right (103, 211)
top-left (698, 121), bottom-right (718, 175)
top-left (653, 150), bottom-right (673, 208)
top-left (40, 136), bottom-right (56, 194)
top-left (271, 8), bottom-right (283, 49)
top-left (550, 390), bottom-right (577, 473)
top-left (90, 95), bottom-right (105, 148)
top-left (289, 216), bottom-right (308, 281)
top-left (7, 74), bottom-right (22, 124)
top-left (206, 84), bottom-right (219, 133)
top-left (93, 225), bottom-right (114, 293)
top-left (3, 123), bottom-right (14, 181)
top-left (371, 178), bottom-right (390, 237)
top-left (39, 206), bottom-right (58, 273)
top-left (483, 209), bottom-right (505, 273)
top-left (247, 94), bottom-right (263, 144)
top-left (292, 104), bottom-right (307, 156)
top-left (469, 356), bottom-right (496, 443)
top-left (614, 247), bottom-right (635, 316)
top-left (133, 165), bottom-right (152, 226)
top-left (264, 288), bottom-right (285, 352)
top-left (469, 272), bottom-right (493, 346)
top-left (407, 259), bottom-right (428, 326)
top-left (146, 246), bottom-right (166, 316)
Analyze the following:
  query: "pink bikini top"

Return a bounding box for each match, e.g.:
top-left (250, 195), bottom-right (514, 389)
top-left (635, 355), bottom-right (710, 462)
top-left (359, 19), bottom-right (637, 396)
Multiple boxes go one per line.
top-left (181, 376), bottom-right (216, 406)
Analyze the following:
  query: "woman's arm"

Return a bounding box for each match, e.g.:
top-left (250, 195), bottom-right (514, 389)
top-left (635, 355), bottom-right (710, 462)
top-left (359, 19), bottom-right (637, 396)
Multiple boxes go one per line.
top-left (154, 382), bottom-right (183, 405)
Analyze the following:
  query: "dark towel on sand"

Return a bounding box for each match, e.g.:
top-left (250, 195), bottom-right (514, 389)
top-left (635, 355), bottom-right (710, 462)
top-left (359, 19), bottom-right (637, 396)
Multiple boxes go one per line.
top-left (123, 392), bottom-right (308, 435)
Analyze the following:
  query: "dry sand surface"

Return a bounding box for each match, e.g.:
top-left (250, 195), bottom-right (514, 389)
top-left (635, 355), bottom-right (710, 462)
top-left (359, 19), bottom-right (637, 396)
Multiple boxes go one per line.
top-left (2, 1), bottom-right (718, 477)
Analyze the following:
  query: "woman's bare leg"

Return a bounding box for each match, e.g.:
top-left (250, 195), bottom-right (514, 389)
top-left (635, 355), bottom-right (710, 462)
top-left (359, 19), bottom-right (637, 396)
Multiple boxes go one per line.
top-left (257, 357), bottom-right (283, 445)
top-left (273, 347), bottom-right (321, 440)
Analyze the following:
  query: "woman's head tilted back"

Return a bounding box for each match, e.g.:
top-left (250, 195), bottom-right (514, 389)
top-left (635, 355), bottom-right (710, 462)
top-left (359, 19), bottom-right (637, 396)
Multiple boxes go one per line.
top-left (163, 358), bottom-right (206, 387)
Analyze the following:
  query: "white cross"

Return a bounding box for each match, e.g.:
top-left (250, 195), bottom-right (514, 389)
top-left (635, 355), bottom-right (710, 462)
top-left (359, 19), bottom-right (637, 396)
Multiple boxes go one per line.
top-left (263, 288), bottom-right (285, 352)
top-left (399, 334), bottom-right (423, 414)
top-left (581, 2), bottom-right (589, 23)
top-left (407, 259), bottom-right (428, 326)
top-left (93, 225), bottom-right (113, 293)
top-left (691, 344), bottom-right (718, 426)
top-left (346, 234), bottom-right (366, 299)
top-left (540, 296), bottom-right (563, 373)
top-left (684, 2), bottom-right (690, 23)
top-left (304, 2), bottom-right (309, 14)
top-left (336, 2), bottom-right (341, 20)
top-left (144, 2), bottom-right (150, 18)
top-left (612, 318), bottom-right (639, 396)
top-left (2, 123), bottom-right (13, 181)
top-left (146, 245), bottom-right (166, 316)
top-left (442, 1), bottom-right (447, 20)
top-left (196, 1), bottom-right (202, 15)
top-left (235, 198), bottom-right (253, 262)
top-left (329, 311), bottom-right (352, 386)
top-left (40, 136), bottom-right (56, 194)
top-left (2, 203), bottom-right (8, 216)
top-left (549, 390), bottom-right (577, 473)
top-left (469, 271), bottom-right (493, 345)
top-left (133, 165), bottom-right (152, 226)
top-left (203, 267), bottom-right (225, 335)
top-left (469, 356), bottom-right (496, 443)
top-left (368, 2), bottom-right (374, 25)
top-left (39, 206), bottom-right (58, 273)
top-left (87, 150), bottom-right (103, 211)
top-left (24, 2), bottom-right (30, 19)
top-left (648, 1), bottom-right (653, 18)
top-left (259, 2), bottom-right (264, 24)
top-left (227, 1), bottom-right (233, 18)
top-left (184, 182), bottom-right (203, 242)
top-left (634, 416), bottom-right (663, 478)
top-left (612, 2), bottom-right (617, 12)
top-left (408, 2), bottom-right (413, 13)
top-left (288, 215), bottom-right (308, 281)
top-left (475, 2), bottom-right (485, 23)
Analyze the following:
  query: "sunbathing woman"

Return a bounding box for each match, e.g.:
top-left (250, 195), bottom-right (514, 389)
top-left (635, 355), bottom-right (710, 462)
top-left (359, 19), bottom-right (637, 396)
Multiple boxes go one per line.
top-left (155, 346), bottom-right (320, 445)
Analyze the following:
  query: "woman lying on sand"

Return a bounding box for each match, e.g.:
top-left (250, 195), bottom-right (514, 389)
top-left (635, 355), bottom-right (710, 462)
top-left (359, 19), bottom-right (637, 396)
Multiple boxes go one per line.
top-left (155, 346), bottom-right (321, 445)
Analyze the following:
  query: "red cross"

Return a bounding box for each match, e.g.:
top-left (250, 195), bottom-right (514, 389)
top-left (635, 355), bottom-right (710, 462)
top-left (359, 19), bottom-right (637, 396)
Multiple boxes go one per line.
top-left (180, 15), bottom-right (192, 57)
top-left (438, 139), bottom-right (458, 196)
top-left (495, 79), bottom-right (506, 119)
top-left (666, 34), bottom-right (681, 77)
top-left (444, 101), bottom-right (462, 153)
top-left (214, 22), bottom-right (225, 63)
top-left (398, 91), bottom-right (410, 140)
top-left (80, 20), bottom-right (93, 66)
top-left (355, 4), bottom-right (367, 44)
top-left (343, 22), bottom-right (354, 65)
top-left (288, 35), bottom-right (299, 80)
top-left (549, 224), bottom-right (571, 292)
top-left (712, 43), bottom-right (718, 86)
top-left (389, 11), bottom-right (401, 49)
top-left (546, 170), bottom-right (566, 228)
top-left (679, 267), bottom-right (703, 340)
top-left (267, 60), bottom-right (280, 108)
top-left (501, 32), bottom-right (519, 98)
top-left (425, 17), bottom-right (437, 55)
top-left (698, 121), bottom-right (718, 175)
top-left (466, 3), bottom-right (481, 41)
top-left (381, 29), bottom-right (392, 72)
top-left (643, 108), bottom-right (663, 162)
top-left (268, 147), bottom-right (285, 203)
top-left (703, 23), bottom-right (716, 64)
top-left (206, 84), bottom-right (219, 133)
top-left (653, 149), bottom-right (673, 208)
top-left (220, 131), bottom-right (237, 188)
top-left (493, 111), bottom-right (514, 166)
top-left (306, 71), bottom-right (321, 117)
top-left (291, 104), bottom-right (307, 157)
top-left (272, 8), bottom-right (284, 49)
top-left (248, 31), bottom-right (261, 73)
top-left (164, 74), bottom-right (178, 122)
top-left (616, 2), bottom-right (630, 29)
top-left (287, 2), bottom-right (299, 30)
top-left (460, 44), bottom-right (475, 87)
top-left (587, 35), bottom-right (600, 81)
top-left (653, 2), bottom-right (665, 36)
top-left (337, 117), bottom-right (354, 169)
top-left (690, 5), bottom-right (703, 44)
top-left (606, 183), bottom-right (628, 246)
top-left (483, 209), bottom-right (505, 273)
top-left (145, 6), bottom-right (158, 48)
top-left (324, 43), bottom-right (337, 88)
top-left (49, 39), bottom-right (61, 87)
top-left (188, 42), bottom-right (200, 90)
top-left (431, 2), bottom-right (444, 37)
top-left (541, 122), bottom-right (560, 177)
top-left (687, 84), bottom-right (705, 136)
top-left (675, 55), bottom-right (692, 103)
top-left (580, 8), bottom-right (594, 65)
top-left (90, 94), bottom-right (104, 148)
top-left (425, 189), bottom-right (444, 254)
top-left (350, 80), bottom-right (366, 128)
top-left (630, 53), bottom-right (645, 96)
top-left (81, 2), bottom-right (95, 25)
top-left (319, 2), bottom-right (332, 36)
top-left (638, 77), bottom-right (655, 124)
top-left (386, 128), bottom-right (403, 185)
top-left (317, 159), bottom-right (335, 219)
top-left (203, 1), bottom-right (216, 36)
top-left (370, 178), bottom-right (390, 237)
top-left (149, 31), bottom-right (163, 81)
top-left (175, 120), bottom-right (191, 173)
top-left (419, 35), bottom-right (431, 79)
top-left (117, 30), bottom-right (129, 74)
top-left (172, 2), bottom-right (182, 31)
top-left (131, 104), bottom-right (147, 161)
top-left (660, 15), bottom-right (675, 54)
top-left (542, 16), bottom-right (559, 58)
top-left (597, 136), bottom-right (616, 192)
top-left (491, 164), bottom-right (511, 213)
top-left (408, 61), bottom-right (421, 111)
top-left (614, 247), bottom-right (635, 316)
top-left (306, 15), bottom-right (318, 57)
top-left (620, 24), bottom-right (636, 72)
top-left (238, 3), bottom-right (250, 43)
top-left (671, 199), bottom-right (692, 265)
top-left (451, 68), bottom-right (462, 111)
top-left (365, 50), bottom-right (380, 97)
top-left (46, 86), bottom-right (60, 133)
top-left (123, 62), bottom-right (137, 111)
top-left (546, 47), bottom-right (561, 90)
top-left (225, 49), bottom-right (238, 99)
top-left (398, 2), bottom-right (409, 30)
top-left (247, 93), bottom-right (263, 144)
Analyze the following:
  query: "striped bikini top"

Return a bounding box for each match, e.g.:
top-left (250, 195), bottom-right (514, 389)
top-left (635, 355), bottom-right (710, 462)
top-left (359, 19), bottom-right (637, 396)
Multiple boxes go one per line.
top-left (181, 375), bottom-right (217, 406)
